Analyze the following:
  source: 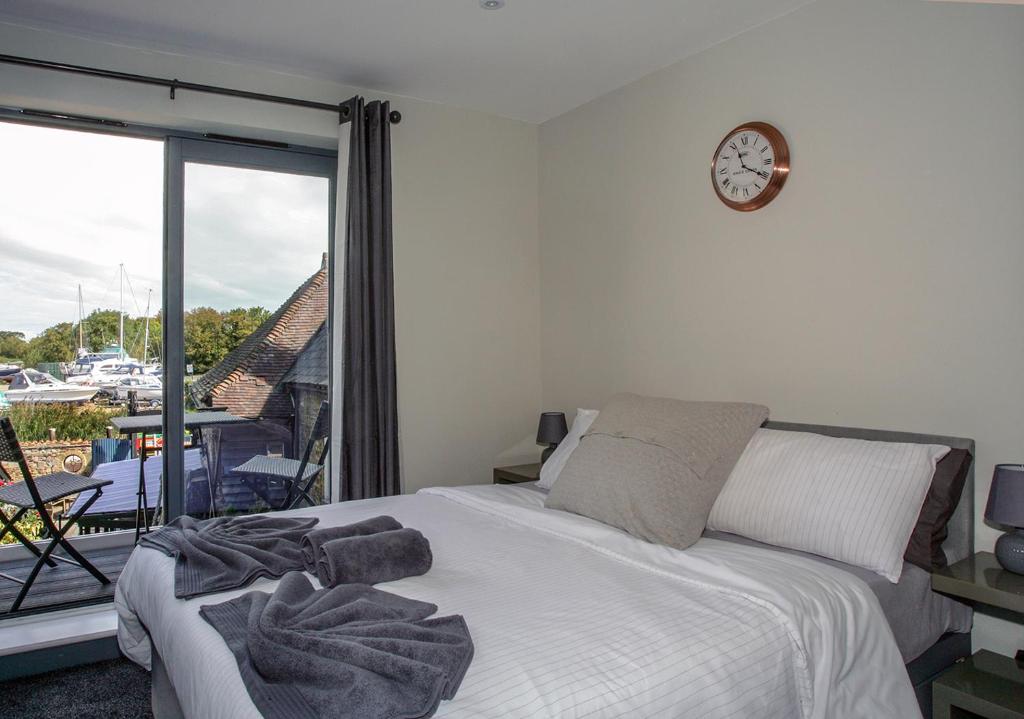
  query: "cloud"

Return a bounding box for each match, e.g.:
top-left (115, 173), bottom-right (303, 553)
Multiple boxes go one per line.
top-left (0, 122), bottom-right (331, 338)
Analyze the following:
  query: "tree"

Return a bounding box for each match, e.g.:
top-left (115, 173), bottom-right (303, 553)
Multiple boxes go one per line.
top-left (0, 331), bottom-right (27, 362)
top-left (183, 307), bottom-right (226, 373)
top-left (183, 306), bottom-right (268, 374)
top-left (24, 323), bottom-right (74, 366)
top-left (221, 307), bottom-right (270, 349)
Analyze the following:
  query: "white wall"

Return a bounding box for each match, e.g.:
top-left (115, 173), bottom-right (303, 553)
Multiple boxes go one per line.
top-left (539, 0), bottom-right (1024, 655)
top-left (0, 23), bottom-right (543, 493)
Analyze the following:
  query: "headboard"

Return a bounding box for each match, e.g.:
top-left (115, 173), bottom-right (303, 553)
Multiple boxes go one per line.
top-left (764, 421), bottom-right (975, 566)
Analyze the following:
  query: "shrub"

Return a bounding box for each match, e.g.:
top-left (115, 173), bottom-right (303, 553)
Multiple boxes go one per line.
top-left (0, 504), bottom-right (43, 544)
top-left (2, 404), bottom-right (126, 442)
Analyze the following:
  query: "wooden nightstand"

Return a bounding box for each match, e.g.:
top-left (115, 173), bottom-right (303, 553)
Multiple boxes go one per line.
top-left (931, 552), bottom-right (1024, 719)
top-left (493, 463), bottom-right (541, 485)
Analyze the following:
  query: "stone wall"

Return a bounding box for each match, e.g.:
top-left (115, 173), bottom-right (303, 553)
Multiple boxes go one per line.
top-left (3, 439), bottom-right (94, 482)
top-left (0, 440), bottom-right (94, 525)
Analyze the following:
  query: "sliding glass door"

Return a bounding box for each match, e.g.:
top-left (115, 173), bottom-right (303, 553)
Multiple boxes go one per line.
top-left (0, 121), bottom-right (336, 542)
top-left (0, 119), bottom-right (165, 538)
top-left (165, 138), bottom-right (337, 520)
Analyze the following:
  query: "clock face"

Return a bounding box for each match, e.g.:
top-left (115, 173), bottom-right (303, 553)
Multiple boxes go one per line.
top-left (711, 122), bottom-right (789, 211)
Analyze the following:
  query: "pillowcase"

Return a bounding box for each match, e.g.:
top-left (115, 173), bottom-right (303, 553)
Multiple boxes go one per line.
top-left (707, 428), bottom-right (950, 583)
top-left (537, 409), bottom-right (598, 490)
top-left (544, 393), bottom-right (768, 550)
top-left (904, 448), bottom-right (972, 571)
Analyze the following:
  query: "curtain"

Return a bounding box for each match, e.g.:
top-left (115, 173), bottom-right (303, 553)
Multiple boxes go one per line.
top-left (339, 97), bottom-right (400, 500)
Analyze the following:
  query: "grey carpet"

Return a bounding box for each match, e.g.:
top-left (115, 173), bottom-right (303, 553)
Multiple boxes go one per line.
top-left (0, 658), bottom-right (152, 719)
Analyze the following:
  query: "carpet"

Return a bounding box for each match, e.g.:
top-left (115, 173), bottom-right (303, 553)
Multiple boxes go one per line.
top-left (0, 657), bottom-right (152, 719)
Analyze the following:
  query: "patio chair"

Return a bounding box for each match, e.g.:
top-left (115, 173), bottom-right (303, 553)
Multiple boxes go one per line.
top-left (231, 401), bottom-right (330, 511)
top-left (0, 417), bottom-right (113, 612)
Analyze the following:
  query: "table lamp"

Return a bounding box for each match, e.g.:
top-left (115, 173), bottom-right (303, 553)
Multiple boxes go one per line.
top-left (985, 464), bottom-right (1024, 574)
top-left (536, 412), bottom-right (568, 464)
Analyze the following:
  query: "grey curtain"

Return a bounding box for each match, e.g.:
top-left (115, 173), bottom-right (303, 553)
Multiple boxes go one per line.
top-left (340, 97), bottom-right (400, 500)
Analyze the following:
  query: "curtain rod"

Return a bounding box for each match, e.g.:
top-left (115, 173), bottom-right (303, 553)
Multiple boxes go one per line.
top-left (0, 53), bottom-right (401, 125)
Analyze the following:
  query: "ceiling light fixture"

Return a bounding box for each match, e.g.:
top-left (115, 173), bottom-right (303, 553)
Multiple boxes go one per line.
top-left (480, 0), bottom-right (505, 9)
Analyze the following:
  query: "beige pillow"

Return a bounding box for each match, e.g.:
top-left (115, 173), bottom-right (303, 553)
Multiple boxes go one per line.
top-left (544, 393), bottom-right (768, 550)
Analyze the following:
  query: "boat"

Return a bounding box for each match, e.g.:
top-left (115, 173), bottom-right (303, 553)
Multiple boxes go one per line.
top-left (113, 374), bottom-right (163, 404)
top-left (0, 363), bottom-right (21, 379)
top-left (5, 369), bottom-right (100, 405)
top-left (65, 356), bottom-right (128, 385)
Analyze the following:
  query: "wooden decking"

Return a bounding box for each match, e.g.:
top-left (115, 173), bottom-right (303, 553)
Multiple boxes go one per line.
top-left (0, 544), bottom-right (133, 618)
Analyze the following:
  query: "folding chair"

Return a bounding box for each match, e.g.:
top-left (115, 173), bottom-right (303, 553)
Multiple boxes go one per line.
top-left (231, 401), bottom-right (330, 511)
top-left (0, 417), bottom-right (113, 612)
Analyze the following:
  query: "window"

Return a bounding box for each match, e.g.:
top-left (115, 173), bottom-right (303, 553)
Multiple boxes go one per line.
top-left (0, 117), bottom-right (336, 616)
top-left (171, 139), bottom-right (336, 518)
top-left (0, 120), bottom-right (163, 553)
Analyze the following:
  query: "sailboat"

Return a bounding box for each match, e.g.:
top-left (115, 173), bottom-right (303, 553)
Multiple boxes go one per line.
top-left (66, 269), bottom-right (159, 385)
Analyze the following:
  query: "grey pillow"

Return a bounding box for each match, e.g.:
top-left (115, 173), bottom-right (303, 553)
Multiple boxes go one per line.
top-left (544, 393), bottom-right (769, 550)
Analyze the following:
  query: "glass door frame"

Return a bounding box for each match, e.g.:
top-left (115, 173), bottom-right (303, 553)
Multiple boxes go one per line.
top-left (163, 137), bottom-right (338, 521)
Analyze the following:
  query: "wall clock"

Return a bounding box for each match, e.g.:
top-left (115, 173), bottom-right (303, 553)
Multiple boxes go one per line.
top-left (711, 122), bottom-right (789, 211)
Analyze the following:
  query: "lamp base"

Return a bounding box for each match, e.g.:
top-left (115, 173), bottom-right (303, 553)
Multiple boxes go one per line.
top-left (541, 444), bottom-right (557, 464)
top-left (994, 529), bottom-right (1024, 575)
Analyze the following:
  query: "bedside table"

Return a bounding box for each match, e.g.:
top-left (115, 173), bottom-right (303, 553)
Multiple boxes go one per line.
top-left (493, 463), bottom-right (541, 485)
top-left (931, 552), bottom-right (1024, 719)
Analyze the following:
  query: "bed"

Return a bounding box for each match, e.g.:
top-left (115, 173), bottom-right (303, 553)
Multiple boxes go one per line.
top-left (115, 422), bottom-right (974, 719)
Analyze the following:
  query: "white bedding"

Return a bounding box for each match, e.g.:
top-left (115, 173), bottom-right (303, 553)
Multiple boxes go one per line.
top-left (116, 483), bottom-right (921, 719)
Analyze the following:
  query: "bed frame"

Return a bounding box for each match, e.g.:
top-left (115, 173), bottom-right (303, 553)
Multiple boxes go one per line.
top-left (151, 420), bottom-right (976, 719)
top-left (766, 421), bottom-right (974, 719)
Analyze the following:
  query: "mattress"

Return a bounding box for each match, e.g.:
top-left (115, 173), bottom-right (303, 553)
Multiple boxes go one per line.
top-left (117, 483), bottom-right (922, 719)
top-left (702, 530), bottom-right (972, 662)
top-left (519, 481), bottom-right (972, 663)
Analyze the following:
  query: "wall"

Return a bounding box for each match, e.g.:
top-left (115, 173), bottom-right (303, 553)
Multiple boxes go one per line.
top-left (0, 23), bottom-right (542, 493)
top-left (539, 0), bottom-right (1024, 655)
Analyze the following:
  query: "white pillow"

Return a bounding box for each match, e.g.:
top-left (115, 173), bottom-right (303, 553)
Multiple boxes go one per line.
top-left (537, 409), bottom-right (598, 490)
top-left (707, 428), bottom-right (950, 583)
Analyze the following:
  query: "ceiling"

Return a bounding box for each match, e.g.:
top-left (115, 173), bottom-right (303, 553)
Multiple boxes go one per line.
top-left (0, 0), bottom-right (816, 123)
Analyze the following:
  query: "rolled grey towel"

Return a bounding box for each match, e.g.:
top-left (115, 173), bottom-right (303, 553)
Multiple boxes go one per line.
top-left (299, 515), bottom-right (403, 573)
top-left (316, 528), bottom-right (432, 588)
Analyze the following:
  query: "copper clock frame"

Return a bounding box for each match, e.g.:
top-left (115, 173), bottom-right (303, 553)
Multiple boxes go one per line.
top-left (711, 121), bottom-right (790, 212)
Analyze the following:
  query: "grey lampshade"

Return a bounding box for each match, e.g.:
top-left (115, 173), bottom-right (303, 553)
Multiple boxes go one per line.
top-left (985, 464), bottom-right (1024, 528)
top-left (536, 412), bottom-right (568, 445)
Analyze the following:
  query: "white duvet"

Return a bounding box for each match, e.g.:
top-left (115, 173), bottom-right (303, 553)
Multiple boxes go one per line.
top-left (116, 483), bottom-right (921, 719)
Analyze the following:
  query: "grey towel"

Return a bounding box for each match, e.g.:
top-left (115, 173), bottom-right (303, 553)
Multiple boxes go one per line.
top-left (199, 572), bottom-right (474, 719)
top-left (299, 515), bottom-right (404, 573)
top-left (139, 514), bottom-right (319, 598)
top-left (315, 528), bottom-right (432, 588)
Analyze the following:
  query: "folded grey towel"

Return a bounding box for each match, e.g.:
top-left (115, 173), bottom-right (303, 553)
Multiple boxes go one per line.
top-left (299, 515), bottom-right (403, 573)
top-left (200, 572), bottom-right (474, 719)
top-left (139, 514), bottom-right (319, 598)
top-left (315, 528), bottom-right (432, 588)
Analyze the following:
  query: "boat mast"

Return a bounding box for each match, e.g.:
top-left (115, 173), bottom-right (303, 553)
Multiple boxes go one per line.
top-left (142, 288), bottom-right (152, 365)
top-left (77, 284), bottom-right (84, 353)
top-left (118, 263), bottom-right (125, 361)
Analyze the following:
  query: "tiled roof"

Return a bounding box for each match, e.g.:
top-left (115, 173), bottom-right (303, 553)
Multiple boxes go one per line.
top-left (280, 322), bottom-right (327, 388)
top-left (188, 256), bottom-right (328, 419)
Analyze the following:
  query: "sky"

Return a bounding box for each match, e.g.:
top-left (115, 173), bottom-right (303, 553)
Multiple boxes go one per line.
top-left (0, 121), bottom-right (330, 341)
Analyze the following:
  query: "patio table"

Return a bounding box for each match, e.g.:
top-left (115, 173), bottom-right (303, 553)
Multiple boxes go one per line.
top-left (110, 411), bottom-right (249, 541)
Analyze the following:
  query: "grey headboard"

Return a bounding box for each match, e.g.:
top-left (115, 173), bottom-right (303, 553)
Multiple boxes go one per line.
top-left (764, 421), bottom-right (975, 565)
